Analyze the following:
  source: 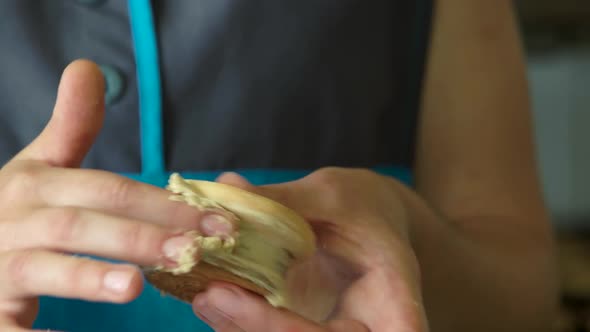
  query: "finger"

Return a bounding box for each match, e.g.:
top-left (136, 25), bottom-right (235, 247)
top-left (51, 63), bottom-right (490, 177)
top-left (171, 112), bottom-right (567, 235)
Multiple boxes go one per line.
top-left (0, 326), bottom-right (26, 332)
top-left (216, 172), bottom-right (359, 260)
top-left (2, 207), bottom-right (205, 267)
top-left (215, 172), bottom-right (320, 220)
top-left (0, 316), bottom-right (58, 332)
top-left (0, 250), bottom-right (142, 303)
top-left (255, 181), bottom-right (322, 220)
top-left (194, 307), bottom-right (246, 332)
top-left (334, 270), bottom-right (429, 332)
top-left (0, 319), bottom-right (32, 332)
top-left (36, 168), bottom-right (232, 230)
top-left (215, 171), bottom-right (303, 210)
top-left (0, 317), bottom-right (21, 332)
top-left (13, 59), bottom-right (105, 167)
top-left (193, 284), bottom-right (368, 332)
top-left (215, 172), bottom-right (256, 191)
top-left (1, 298), bottom-right (39, 328)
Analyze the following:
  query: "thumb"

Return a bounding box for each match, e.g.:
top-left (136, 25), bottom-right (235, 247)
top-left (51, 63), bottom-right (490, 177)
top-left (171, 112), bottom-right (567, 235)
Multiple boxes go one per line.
top-left (193, 284), bottom-right (368, 332)
top-left (13, 59), bottom-right (105, 167)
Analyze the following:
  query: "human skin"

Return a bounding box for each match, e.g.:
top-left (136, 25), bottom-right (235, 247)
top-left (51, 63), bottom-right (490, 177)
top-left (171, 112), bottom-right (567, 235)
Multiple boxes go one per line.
top-left (0, 62), bottom-right (237, 331)
top-left (0, 0), bottom-right (557, 331)
top-left (192, 0), bottom-right (559, 331)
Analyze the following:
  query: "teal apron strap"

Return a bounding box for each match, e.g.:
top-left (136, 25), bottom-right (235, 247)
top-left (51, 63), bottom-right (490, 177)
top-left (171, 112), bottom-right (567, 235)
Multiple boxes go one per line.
top-left (125, 0), bottom-right (415, 189)
top-left (128, 0), bottom-right (166, 180)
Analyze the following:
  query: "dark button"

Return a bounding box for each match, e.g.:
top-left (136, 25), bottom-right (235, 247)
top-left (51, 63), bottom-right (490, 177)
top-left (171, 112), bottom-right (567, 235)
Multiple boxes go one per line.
top-left (99, 65), bottom-right (125, 106)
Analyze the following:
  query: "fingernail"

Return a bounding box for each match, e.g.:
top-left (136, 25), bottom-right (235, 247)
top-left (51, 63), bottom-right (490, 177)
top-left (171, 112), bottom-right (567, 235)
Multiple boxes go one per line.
top-left (194, 294), bottom-right (233, 326)
top-left (103, 270), bottom-right (133, 293)
top-left (200, 214), bottom-right (234, 237)
top-left (162, 235), bottom-right (195, 261)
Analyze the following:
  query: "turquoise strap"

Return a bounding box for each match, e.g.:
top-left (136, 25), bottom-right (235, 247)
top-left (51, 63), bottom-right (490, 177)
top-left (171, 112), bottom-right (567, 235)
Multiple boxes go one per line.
top-left (125, 0), bottom-right (417, 190)
top-left (128, 0), bottom-right (166, 177)
top-left (122, 166), bottom-right (412, 189)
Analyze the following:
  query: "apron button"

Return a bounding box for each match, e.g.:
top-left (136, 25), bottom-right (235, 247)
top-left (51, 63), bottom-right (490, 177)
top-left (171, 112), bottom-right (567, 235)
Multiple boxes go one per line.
top-left (99, 65), bottom-right (126, 106)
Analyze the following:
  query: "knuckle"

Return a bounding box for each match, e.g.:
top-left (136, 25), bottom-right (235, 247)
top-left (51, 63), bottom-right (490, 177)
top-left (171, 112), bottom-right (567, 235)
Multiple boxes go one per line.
top-left (312, 166), bottom-right (346, 182)
top-left (312, 166), bottom-right (376, 183)
top-left (403, 309), bottom-right (428, 332)
top-left (5, 250), bottom-right (35, 289)
top-left (104, 177), bottom-right (136, 210)
top-left (4, 163), bottom-right (43, 195)
top-left (43, 207), bottom-right (83, 243)
top-left (354, 167), bottom-right (379, 180)
top-left (65, 258), bottom-right (100, 296)
top-left (399, 245), bottom-right (422, 285)
top-left (308, 167), bottom-right (347, 202)
top-left (117, 222), bottom-right (150, 255)
top-left (167, 202), bottom-right (200, 228)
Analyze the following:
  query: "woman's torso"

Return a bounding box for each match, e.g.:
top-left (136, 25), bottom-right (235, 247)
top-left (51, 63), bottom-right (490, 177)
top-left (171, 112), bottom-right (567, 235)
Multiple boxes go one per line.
top-left (0, 1), bottom-right (432, 331)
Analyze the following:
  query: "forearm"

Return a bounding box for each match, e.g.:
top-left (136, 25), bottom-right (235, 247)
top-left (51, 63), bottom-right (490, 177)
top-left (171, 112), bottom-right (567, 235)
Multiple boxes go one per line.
top-left (403, 0), bottom-right (559, 329)
top-left (396, 183), bottom-right (559, 332)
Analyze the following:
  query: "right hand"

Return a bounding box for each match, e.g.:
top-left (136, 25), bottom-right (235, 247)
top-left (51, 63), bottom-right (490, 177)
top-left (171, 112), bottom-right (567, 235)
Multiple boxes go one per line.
top-left (0, 60), bottom-right (233, 331)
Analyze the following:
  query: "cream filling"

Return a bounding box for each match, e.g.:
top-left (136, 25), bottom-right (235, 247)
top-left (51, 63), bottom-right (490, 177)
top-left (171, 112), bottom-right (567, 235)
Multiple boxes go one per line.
top-left (156, 174), bottom-right (296, 307)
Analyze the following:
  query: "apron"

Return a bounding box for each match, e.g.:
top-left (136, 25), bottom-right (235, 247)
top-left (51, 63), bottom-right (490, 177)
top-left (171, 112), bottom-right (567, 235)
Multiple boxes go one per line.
top-left (30, 0), bottom-right (432, 330)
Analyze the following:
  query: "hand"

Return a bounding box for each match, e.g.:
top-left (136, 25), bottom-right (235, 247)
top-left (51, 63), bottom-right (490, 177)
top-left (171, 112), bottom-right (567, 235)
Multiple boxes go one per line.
top-left (0, 60), bottom-right (234, 331)
top-left (192, 168), bottom-right (429, 332)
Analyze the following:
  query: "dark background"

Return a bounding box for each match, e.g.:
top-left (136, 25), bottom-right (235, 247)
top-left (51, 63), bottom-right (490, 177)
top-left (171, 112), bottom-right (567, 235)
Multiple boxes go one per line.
top-left (515, 1), bottom-right (590, 330)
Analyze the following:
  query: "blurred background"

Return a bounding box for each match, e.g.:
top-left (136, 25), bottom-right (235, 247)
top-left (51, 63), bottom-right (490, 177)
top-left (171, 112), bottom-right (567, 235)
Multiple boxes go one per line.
top-left (517, 0), bottom-right (590, 231)
top-left (514, 0), bottom-right (590, 330)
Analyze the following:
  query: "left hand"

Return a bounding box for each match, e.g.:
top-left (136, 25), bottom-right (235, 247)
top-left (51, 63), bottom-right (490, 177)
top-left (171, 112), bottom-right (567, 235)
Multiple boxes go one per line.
top-left (192, 167), bottom-right (429, 332)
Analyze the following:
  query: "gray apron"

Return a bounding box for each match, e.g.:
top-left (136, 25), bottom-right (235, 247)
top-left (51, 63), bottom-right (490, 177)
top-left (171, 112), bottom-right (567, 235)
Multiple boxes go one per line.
top-left (0, 1), bottom-right (433, 331)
